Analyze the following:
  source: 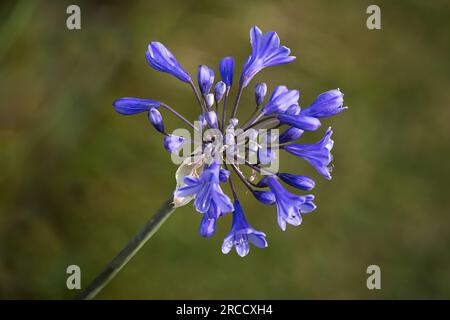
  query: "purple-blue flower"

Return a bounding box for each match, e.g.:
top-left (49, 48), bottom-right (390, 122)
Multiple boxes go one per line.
top-left (261, 86), bottom-right (299, 115)
top-left (174, 161), bottom-right (233, 215)
top-left (146, 42), bottom-right (191, 83)
top-left (283, 127), bottom-right (334, 180)
top-left (163, 135), bottom-right (184, 153)
top-left (222, 200), bottom-right (268, 257)
top-left (301, 89), bottom-right (346, 118)
top-left (264, 176), bottom-right (316, 231)
top-left (113, 26), bottom-right (347, 257)
top-left (240, 26), bottom-right (296, 88)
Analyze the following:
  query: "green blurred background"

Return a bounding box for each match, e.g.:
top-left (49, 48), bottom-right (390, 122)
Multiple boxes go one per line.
top-left (1, 0), bottom-right (450, 299)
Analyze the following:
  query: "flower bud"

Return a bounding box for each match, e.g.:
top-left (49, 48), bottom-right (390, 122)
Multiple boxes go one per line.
top-left (148, 107), bottom-right (164, 133)
top-left (214, 81), bottom-right (227, 103)
top-left (255, 82), bottom-right (267, 107)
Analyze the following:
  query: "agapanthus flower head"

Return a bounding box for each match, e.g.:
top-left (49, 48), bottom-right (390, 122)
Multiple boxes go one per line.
top-left (240, 26), bottom-right (296, 88)
top-left (113, 26), bottom-right (347, 257)
top-left (146, 42), bottom-right (191, 83)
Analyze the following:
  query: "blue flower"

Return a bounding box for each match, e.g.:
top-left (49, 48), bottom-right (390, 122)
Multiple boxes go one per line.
top-left (198, 65), bottom-right (215, 95)
top-left (219, 57), bottom-right (234, 87)
top-left (222, 200), bottom-right (268, 257)
top-left (113, 98), bottom-right (160, 115)
top-left (301, 89), bottom-right (346, 118)
top-left (146, 42), bottom-right (191, 83)
top-left (240, 26), bottom-right (296, 88)
top-left (163, 135), bottom-right (185, 153)
top-left (277, 113), bottom-right (321, 131)
top-left (174, 161), bottom-right (234, 214)
top-left (200, 214), bottom-right (217, 238)
top-left (264, 176), bottom-right (316, 231)
top-left (261, 86), bottom-right (299, 115)
top-left (283, 127), bottom-right (334, 180)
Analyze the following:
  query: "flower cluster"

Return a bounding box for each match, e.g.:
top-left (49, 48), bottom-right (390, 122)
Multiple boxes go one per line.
top-left (113, 26), bottom-right (347, 257)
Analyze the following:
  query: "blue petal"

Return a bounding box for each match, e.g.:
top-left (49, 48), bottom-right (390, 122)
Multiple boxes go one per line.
top-left (248, 232), bottom-right (268, 248)
top-left (235, 236), bottom-right (250, 257)
top-left (199, 215), bottom-right (217, 238)
top-left (221, 233), bottom-right (234, 254)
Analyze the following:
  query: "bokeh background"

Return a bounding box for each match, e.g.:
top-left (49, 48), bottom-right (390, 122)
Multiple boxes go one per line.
top-left (1, 0), bottom-right (450, 299)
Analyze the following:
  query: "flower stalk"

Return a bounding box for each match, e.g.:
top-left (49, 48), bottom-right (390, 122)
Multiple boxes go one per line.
top-left (76, 196), bottom-right (176, 300)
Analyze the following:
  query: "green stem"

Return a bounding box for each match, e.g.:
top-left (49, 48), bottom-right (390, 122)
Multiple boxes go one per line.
top-left (76, 196), bottom-right (176, 300)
